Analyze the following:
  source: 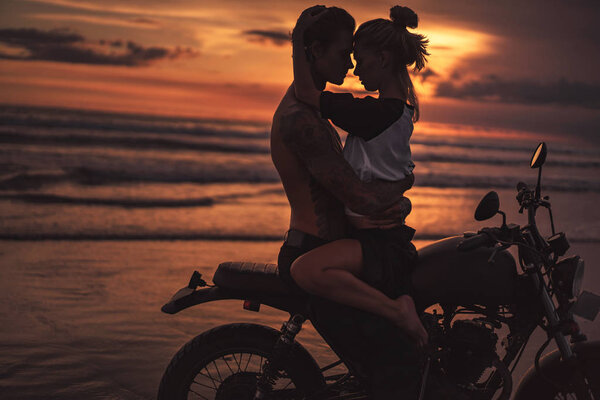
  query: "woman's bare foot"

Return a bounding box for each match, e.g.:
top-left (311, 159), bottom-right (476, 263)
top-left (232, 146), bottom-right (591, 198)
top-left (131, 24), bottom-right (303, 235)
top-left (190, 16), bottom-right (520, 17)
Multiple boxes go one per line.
top-left (392, 295), bottom-right (429, 348)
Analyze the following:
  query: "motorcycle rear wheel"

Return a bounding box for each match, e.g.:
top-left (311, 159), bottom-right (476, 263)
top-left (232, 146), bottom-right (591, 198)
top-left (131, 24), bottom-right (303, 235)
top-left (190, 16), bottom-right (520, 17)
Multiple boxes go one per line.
top-left (158, 323), bottom-right (326, 400)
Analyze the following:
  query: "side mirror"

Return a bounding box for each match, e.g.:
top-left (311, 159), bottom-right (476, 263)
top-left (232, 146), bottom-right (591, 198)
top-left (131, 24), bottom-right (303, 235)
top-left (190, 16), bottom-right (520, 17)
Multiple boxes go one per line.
top-left (475, 191), bottom-right (500, 221)
top-left (530, 142), bottom-right (547, 168)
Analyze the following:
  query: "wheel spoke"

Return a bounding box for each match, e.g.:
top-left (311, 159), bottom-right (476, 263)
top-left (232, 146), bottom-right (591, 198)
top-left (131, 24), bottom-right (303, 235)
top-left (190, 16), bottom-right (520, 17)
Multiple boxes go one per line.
top-left (232, 352), bottom-right (242, 372)
top-left (192, 379), bottom-right (218, 391)
top-left (211, 360), bottom-right (224, 383)
top-left (201, 367), bottom-right (221, 389)
top-left (222, 355), bottom-right (236, 375)
top-left (196, 370), bottom-right (218, 382)
top-left (188, 386), bottom-right (210, 400)
top-left (240, 353), bottom-right (249, 372)
top-left (281, 379), bottom-right (294, 390)
top-left (239, 353), bottom-right (244, 372)
top-left (244, 353), bottom-right (253, 371)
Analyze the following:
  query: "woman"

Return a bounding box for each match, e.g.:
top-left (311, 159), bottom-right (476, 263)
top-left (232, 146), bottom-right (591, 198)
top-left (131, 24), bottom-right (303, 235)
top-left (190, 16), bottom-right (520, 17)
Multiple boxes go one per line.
top-left (290, 5), bottom-right (430, 347)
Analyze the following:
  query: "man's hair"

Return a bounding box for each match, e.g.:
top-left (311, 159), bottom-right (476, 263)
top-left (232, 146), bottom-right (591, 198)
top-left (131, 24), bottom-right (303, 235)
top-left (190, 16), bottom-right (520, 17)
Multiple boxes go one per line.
top-left (299, 6), bottom-right (355, 50)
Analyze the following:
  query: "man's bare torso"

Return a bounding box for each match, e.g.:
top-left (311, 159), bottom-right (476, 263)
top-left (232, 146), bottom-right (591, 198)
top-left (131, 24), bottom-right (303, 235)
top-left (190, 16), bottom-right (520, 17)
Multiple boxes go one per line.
top-left (271, 84), bottom-right (346, 241)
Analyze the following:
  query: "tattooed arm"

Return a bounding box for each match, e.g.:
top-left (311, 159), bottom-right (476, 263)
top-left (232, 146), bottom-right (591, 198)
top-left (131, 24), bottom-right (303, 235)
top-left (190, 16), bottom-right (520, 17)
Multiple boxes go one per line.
top-left (281, 109), bottom-right (413, 216)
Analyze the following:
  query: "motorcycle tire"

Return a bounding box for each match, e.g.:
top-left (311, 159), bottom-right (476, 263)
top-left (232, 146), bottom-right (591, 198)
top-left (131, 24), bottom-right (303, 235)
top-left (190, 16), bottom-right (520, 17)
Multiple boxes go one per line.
top-left (513, 340), bottom-right (600, 399)
top-left (157, 323), bottom-right (326, 400)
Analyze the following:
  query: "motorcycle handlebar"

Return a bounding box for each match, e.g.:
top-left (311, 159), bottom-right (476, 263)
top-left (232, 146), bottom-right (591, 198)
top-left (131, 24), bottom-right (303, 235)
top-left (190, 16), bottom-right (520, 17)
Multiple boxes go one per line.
top-left (457, 232), bottom-right (494, 251)
top-left (517, 181), bottom-right (529, 192)
top-left (516, 181), bottom-right (532, 210)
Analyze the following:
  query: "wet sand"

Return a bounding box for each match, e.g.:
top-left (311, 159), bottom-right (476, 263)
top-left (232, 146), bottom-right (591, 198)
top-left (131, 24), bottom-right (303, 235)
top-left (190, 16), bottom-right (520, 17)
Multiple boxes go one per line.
top-left (1, 239), bottom-right (598, 399)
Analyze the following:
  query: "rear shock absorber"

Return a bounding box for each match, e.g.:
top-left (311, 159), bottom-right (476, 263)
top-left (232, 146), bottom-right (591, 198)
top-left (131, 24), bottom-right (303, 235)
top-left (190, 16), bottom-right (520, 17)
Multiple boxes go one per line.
top-left (254, 314), bottom-right (306, 399)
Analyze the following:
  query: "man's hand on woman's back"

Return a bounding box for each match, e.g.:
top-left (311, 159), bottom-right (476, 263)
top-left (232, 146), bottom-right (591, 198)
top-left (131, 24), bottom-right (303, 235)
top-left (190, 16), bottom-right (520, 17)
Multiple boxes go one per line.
top-left (366, 195), bottom-right (413, 228)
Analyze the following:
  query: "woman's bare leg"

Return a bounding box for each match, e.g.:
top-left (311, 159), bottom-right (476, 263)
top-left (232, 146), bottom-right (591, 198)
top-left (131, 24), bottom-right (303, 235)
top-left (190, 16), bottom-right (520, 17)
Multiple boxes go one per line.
top-left (289, 239), bottom-right (427, 346)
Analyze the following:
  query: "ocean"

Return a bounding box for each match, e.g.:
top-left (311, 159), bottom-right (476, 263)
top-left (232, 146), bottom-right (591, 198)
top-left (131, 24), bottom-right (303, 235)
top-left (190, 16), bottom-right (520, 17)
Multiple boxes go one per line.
top-left (1, 104), bottom-right (599, 399)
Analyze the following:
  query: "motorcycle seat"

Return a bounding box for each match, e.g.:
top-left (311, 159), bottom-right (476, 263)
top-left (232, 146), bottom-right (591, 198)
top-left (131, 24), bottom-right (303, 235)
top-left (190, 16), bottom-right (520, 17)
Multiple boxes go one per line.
top-left (213, 261), bottom-right (290, 296)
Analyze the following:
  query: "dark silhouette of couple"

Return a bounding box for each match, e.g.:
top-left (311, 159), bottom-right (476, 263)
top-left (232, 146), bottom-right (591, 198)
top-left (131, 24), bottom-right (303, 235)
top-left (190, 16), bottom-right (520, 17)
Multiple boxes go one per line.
top-left (270, 4), bottom-right (430, 398)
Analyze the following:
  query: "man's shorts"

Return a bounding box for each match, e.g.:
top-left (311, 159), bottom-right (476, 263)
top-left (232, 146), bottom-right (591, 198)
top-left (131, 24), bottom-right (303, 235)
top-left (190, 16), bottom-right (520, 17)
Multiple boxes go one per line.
top-left (277, 229), bottom-right (329, 295)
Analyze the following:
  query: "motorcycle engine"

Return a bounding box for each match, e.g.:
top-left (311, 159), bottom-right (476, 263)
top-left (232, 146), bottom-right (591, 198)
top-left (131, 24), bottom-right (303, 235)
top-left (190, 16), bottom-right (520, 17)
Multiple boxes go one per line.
top-left (442, 319), bottom-right (498, 384)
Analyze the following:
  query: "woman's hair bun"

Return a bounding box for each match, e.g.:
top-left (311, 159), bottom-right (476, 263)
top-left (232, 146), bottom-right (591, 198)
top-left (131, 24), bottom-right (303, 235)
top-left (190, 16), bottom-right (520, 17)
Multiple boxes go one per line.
top-left (390, 5), bottom-right (418, 29)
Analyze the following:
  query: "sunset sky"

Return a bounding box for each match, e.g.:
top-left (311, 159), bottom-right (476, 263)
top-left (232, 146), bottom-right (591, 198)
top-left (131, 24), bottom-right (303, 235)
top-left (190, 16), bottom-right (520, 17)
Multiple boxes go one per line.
top-left (1, 0), bottom-right (599, 143)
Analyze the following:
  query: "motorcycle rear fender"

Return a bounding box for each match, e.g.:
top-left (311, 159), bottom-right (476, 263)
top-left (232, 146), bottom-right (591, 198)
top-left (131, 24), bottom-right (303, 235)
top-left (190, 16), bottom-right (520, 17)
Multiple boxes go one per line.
top-left (161, 285), bottom-right (308, 315)
top-left (161, 286), bottom-right (231, 314)
top-left (513, 340), bottom-right (600, 399)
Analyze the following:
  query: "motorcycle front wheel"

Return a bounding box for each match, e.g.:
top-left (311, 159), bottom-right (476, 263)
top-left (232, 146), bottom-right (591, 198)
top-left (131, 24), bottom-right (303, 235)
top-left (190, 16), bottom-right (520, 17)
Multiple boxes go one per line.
top-left (513, 341), bottom-right (600, 400)
top-left (157, 323), bottom-right (326, 400)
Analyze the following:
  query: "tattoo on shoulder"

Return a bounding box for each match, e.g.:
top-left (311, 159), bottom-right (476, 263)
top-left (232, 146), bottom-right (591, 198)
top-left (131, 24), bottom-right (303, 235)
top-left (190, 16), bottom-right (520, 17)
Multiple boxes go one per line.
top-left (280, 111), bottom-right (339, 158)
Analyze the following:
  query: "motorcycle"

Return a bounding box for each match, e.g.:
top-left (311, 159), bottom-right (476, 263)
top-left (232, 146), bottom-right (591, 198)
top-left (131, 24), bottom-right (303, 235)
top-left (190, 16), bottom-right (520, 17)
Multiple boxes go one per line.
top-left (158, 142), bottom-right (600, 399)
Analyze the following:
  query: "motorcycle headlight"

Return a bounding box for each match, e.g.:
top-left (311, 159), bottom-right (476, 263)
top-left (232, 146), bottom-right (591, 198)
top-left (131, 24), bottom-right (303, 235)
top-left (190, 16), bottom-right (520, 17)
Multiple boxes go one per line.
top-left (552, 256), bottom-right (585, 299)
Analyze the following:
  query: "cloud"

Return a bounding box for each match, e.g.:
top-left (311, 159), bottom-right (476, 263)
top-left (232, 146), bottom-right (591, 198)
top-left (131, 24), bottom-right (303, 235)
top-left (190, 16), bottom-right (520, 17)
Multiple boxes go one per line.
top-left (435, 75), bottom-right (600, 109)
top-left (0, 27), bottom-right (198, 66)
top-left (130, 17), bottom-right (160, 26)
top-left (1, 27), bottom-right (84, 45)
top-left (23, 0), bottom-right (285, 28)
top-left (243, 29), bottom-right (290, 47)
top-left (28, 13), bottom-right (162, 29)
top-left (99, 39), bottom-right (124, 47)
top-left (416, 67), bottom-right (438, 83)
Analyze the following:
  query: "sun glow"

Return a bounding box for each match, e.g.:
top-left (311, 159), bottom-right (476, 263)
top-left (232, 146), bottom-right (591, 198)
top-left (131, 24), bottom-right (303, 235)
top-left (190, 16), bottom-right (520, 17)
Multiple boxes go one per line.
top-left (423, 25), bottom-right (496, 75)
top-left (412, 25), bottom-right (497, 99)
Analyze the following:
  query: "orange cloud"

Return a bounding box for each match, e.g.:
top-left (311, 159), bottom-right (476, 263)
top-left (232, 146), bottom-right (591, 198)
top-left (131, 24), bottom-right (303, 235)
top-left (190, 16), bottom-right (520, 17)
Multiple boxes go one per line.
top-left (0, 28), bottom-right (198, 66)
top-left (28, 13), bottom-right (161, 29)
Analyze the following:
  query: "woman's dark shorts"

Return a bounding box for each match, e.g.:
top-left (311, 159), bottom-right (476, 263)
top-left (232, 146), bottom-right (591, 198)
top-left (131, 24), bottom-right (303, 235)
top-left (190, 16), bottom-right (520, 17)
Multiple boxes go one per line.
top-left (350, 224), bottom-right (418, 299)
top-left (277, 225), bottom-right (418, 299)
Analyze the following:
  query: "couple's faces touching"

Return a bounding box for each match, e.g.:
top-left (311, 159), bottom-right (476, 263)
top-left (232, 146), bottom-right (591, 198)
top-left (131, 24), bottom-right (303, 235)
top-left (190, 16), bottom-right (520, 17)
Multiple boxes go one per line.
top-left (353, 41), bottom-right (385, 92)
top-left (312, 31), bottom-right (392, 92)
top-left (311, 30), bottom-right (353, 86)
